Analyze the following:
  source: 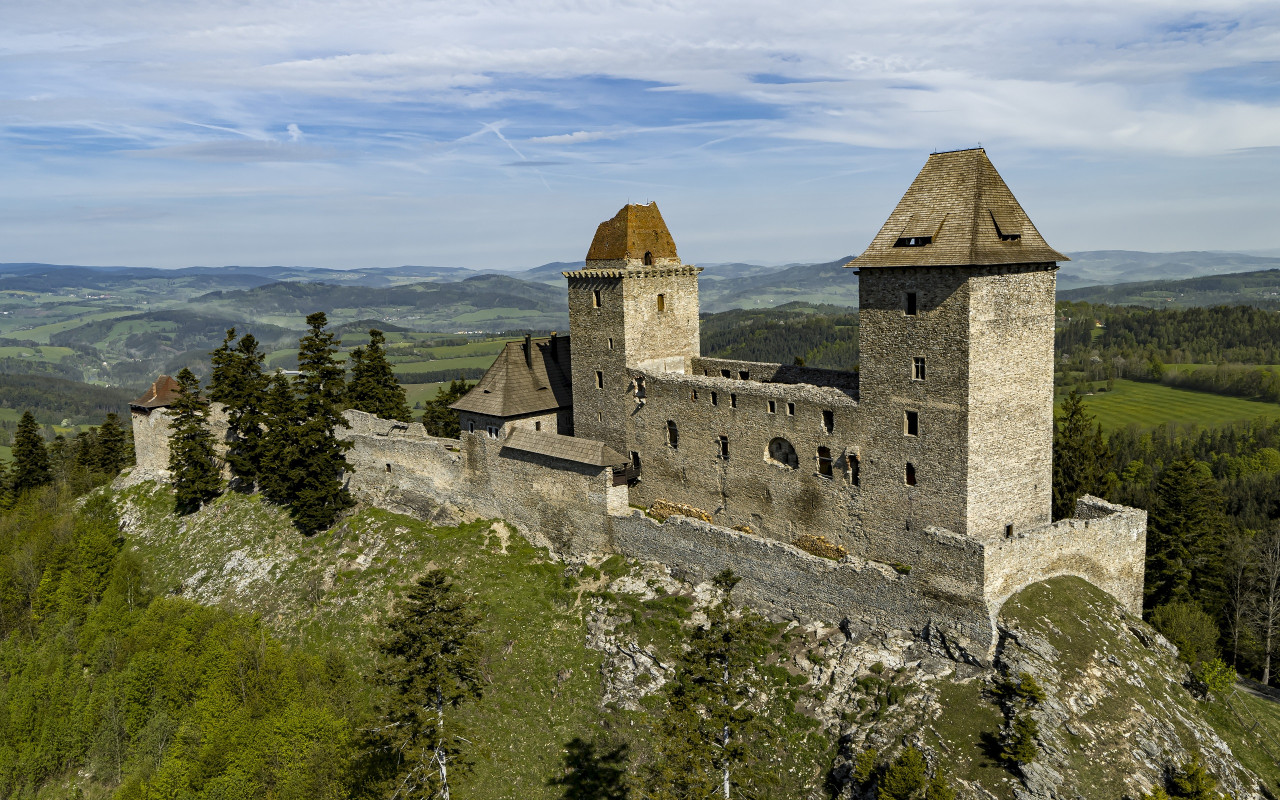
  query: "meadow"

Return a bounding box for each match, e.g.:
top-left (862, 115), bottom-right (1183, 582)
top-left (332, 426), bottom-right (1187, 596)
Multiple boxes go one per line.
top-left (1063, 378), bottom-right (1280, 431)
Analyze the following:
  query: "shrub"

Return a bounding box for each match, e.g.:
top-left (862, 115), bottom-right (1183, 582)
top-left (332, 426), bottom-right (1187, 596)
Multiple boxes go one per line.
top-left (1151, 602), bottom-right (1220, 665)
top-left (1195, 658), bottom-right (1237, 698)
top-left (878, 747), bottom-right (926, 800)
top-left (1001, 711), bottom-right (1040, 765)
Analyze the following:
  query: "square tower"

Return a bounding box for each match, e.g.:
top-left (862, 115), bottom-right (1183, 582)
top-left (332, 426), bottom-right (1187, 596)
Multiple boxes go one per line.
top-left (848, 149), bottom-right (1066, 541)
top-left (564, 203), bottom-right (701, 454)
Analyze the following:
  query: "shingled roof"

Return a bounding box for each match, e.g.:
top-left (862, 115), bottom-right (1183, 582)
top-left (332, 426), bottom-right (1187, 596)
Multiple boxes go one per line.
top-left (846, 148), bottom-right (1068, 269)
top-left (130, 374), bottom-right (182, 409)
top-left (501, 428), bottom-right (627, 467)
top-left (450, 335), bottom-right (572, 418)
top-left (585, 202), bottom-right (679, 263)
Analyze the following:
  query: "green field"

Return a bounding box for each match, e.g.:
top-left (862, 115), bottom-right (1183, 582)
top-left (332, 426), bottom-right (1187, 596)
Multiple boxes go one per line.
top-left (1064, 379), bottom-right (1280, 431)
top-left (8, 310), bottom-right (135, 343)
top-left (0, 345), bottom-right (75, 363)
top-left (391, 354), bottom-right (497, 374)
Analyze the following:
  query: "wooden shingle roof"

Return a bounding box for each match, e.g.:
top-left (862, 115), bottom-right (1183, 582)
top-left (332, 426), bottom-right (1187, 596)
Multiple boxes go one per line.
top-left (585, 203), bottom-right (679, 263)
top-left (450, 335), bottom-right (572, 418)
top-left (846, 148), bottom-right (1068, 269)
top-left (130, 375), bottom-right (182, 409)
top-left (502, 428), bottom-right (627, 467)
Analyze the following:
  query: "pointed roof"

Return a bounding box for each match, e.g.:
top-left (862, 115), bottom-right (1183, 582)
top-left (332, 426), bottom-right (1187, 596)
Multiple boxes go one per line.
top-left (846, 148), bottom-right (1068, 269)
top-left (450, 335), bottom-right (572, 418)
top-left (585, 202), bottom-right (679, 263)
top-left (130, 374), bottom-right (182, 409)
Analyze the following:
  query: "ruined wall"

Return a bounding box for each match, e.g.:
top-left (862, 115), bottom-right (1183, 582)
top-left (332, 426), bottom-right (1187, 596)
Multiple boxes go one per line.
top-left (983, 496), bottom-right (1147, 615)
top-left (131, 408), bottom-right (172, 472)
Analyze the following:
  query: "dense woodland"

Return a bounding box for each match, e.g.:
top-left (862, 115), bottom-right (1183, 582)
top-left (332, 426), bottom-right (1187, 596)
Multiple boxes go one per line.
top-left (700, 303), bottom-right (859, 370)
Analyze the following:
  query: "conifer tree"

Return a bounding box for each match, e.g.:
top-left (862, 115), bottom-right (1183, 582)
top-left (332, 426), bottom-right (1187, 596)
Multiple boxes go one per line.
top-left (11, 410), bottom-right (51, 495)
top-left (373, 569), bottom-right (484, 800)
top-left (551, 737), bottom-right (630, 800)
top-left (421, 380), bottom-right (473, 439)
top-left (209, 329), bottom-right (269, 486)
top-left (94, 413), bottom-right (128, 474)
top-left (1052, 390), bottom-right (1114, 519)
top-left (644, 570), bottom-right (777, 800)
top-left (346, 329), bottom-right (412, 422)
top-left (290, 312), bottom-right (353, 533)
top-left (1147, 454), bottom-right (1226, 609)
top-left (260, 372), bottom-right (301, 507)
top-left (167, 368), bottom-right (222, 514)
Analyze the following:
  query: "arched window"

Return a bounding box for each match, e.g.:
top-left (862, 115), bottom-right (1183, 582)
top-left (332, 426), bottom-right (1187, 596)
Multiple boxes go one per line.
top-left (817, 446), bottom-right (833, 477)
top-left (644, 251), bottom-right (653, 265)
top-left (766, 438), bottom-right (799, 469)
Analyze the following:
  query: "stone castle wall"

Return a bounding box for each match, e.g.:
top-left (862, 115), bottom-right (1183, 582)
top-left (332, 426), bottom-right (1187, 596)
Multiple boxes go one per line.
top-left (132, 403), bottom-right (1146, 663)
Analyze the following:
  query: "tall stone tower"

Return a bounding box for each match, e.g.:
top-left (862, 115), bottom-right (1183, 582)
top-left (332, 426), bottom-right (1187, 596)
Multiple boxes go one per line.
top-left (849, 148), bottom-right (1066, 540)
top-left (564, 203), bottom-right (701, 454)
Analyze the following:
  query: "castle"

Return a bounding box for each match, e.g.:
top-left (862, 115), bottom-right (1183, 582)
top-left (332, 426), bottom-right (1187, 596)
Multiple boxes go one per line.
top-left (132, 149), bottom-right (1146, 664)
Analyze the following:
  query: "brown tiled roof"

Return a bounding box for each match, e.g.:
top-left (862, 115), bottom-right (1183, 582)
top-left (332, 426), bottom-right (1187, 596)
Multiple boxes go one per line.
top-left (585, 202), bottom-right (679, 263)
top-left (130, 375), bottom-right (182, 409)
top-left (846, 148), bottom-right (1068, 269)
top-left (450, 335), bottom-right (572, 417)
top-left (502, 428), bottom-right (627, 467)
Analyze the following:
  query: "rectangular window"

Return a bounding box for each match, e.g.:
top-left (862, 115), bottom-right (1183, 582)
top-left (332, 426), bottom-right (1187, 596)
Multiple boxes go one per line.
top-left (905, 292), bottom-right (918, 316)
top-left (767, 400), bottom-right (776, 414)
top-left (721, 369), bottom-right (731, 378)
top-left (730, 393), bottom-right (738, 408)
top-left (739, 370), bottom-right (749, 380)
top-left (667, 420), bottom-right (679, 449)
top-left (849, 453), bottom-right (860, 486)
top-left (691, 390), bottom-right (699, 401)
top-left (913, 357), bottom-right (926, 381)
top-left (630, 451), bottom-right (642, 478)
top-left (717, 435), bottom-right (729, 460)
top-left (468, 420), bottom-right (475, 433)
top-left (534, 421), bottom-right (542, 431)
top-left (822, 409), bottom-right (834, 434)
top-left (486, 425), bottom-right (499, 438)
top-left (1005, 523), bottom-right (1015, 537)
top-left (592, 289), bottom-right (601, 308)
top-left (657, 294), bottom-right (666, 312)
top-left (711, 392), bottom-right (718, 406)
top-left (596, 370), bottom-right (604, 389)
top-left (787, 402), bottom-right (795, 416)
top-left (904, 410), bottom-right (919, 436)
top-left (905, 462), bottom-right (917, 486)
top-left (608, 337), bottom-right (614, 350)
top-left (817, 446), bottom-right (833, 477)
top-left (385, 463), bottom-right (392, 473)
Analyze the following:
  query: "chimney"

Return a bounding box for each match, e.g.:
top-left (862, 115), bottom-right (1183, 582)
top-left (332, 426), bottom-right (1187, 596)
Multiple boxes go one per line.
top-left (549, 331), bottom-right (559, 362)
top-left (524, 333), bottom-right (533, 368)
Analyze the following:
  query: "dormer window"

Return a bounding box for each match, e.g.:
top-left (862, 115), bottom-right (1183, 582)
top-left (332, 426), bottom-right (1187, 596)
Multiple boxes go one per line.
top-left (893, 212), bottom-right (946, 248)
top-left (989, 209), bottom-right (1022, 242)
top-left (895, 236), bottom-right (932, 247)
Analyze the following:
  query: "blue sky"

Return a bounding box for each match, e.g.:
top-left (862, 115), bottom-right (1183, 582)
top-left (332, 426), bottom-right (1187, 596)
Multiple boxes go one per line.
top-left (2, 1), bottom-right (1279, 269)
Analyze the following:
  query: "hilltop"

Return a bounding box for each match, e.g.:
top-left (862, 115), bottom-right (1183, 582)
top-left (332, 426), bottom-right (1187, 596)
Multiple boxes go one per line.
top-left (108, 476), bottom-right (1280, 799)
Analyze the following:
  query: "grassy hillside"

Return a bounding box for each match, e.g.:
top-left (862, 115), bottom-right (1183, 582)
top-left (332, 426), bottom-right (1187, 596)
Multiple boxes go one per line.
top-left (1062, 379), bottom-right (1280, 431)
top-left (1060, 268), bottom-right (1280, 308)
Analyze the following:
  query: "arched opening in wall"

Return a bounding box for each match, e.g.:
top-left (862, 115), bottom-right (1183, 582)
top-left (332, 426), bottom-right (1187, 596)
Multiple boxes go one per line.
top-left (644, 251), bottom-right (653, 265)
top-left (667, 420), bottom-right (679, 449)
top-left (817, 446), bottom-right (833, 477)
top-left (905, 462), bottom-right (916, 486)
top-left (657, 293), bottom-right (666, 312)
top-left (766, 437), bottom-right (799, 469)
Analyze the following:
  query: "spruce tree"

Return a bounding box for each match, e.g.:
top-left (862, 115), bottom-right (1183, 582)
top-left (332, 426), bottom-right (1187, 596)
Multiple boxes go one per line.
top-left (644, 570), bottom-right (777, 800)
top-left (421, 380), bottom-right (473, 438)
top-left (167, 368), bottom-right (222, 514)
top-left (373, 569), bottom-right (484, 800)
top-left (11, 411), bottom-right (51, 495)
top-left (290, 312), bottom-right (353, 534)
top-left (94, 413), bottom-right (128, 474)
top-left (1052, 390), bottom-right (1113, 519)
top-left (209, 329), bottom-right (269, 487)
top-left (1146, 454), bottom-right (1226, 609)
top-left (346, 329), bottom-right (412, 422)
top-left (551, 737), bottom-right (630, 800)
top-left (260, 372), bottom-right (301, 506)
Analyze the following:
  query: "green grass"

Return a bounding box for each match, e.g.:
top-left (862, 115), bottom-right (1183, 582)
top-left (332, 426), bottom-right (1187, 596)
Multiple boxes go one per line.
top-left (0, 345), bottom-right (75, 363)
top-left (391, 354), bottom-right (498, 373)
top-left (1060, 379), bottom-right (1280, 431)
top-left (10, 311), bottom-right (135, 343)
top-left (402, 382), bottom-right (448, 408)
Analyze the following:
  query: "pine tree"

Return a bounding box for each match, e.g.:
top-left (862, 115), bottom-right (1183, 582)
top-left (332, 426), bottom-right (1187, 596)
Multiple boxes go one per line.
top-left (290, 312), bottom-right (353, 534)
top-left (94, 413), bottom-right (128, 474)
top-left (1052, 390), bottom-right (1114, 519)
top-left (373, 569), bottom-right (484, 800)
top-left (1146, 454), bottom-right (1226, 609)
top-left (260, 372), bottom-right (301, 507)
top-left (878, 747), bottom-right (927, 800)
top-left (346, 329), bottom-right (413, 422)
top-left (421, 380), bottom-right (473, 439)
top-left (167, 368), bottom-right (222, 514)
top-left (643, 570), bottom-right (777, 800)
top-left (1169, 756), bottom-right (1221, 800)
top-left (551, 737), bottom-right (630, 800)
top-left (209, 329), bottom-right (268, 486)
top-left (11, 411), bottom-right (51, 495)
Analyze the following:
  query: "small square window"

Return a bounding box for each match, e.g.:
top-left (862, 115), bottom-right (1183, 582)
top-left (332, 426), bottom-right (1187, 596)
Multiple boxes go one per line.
top-left (913, 357), bottom-right (926, 381)
top-left (767, 400), bottom-right (776, 414)
top-left (787, 402), bottom-right (795, 416)
top-left (905, 292), bottom-right (918, 316)
top-left (721, 369), bottom-right (731, 378)
top-left (739, 371), bottom-right (749, 380)
top-left (905, 410), bottom-right (919, 436)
